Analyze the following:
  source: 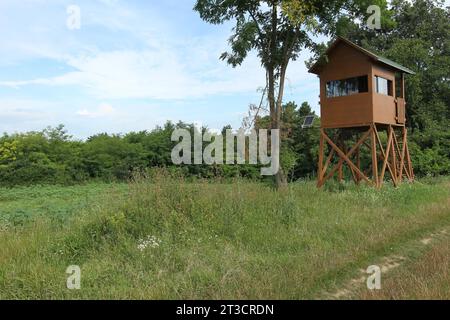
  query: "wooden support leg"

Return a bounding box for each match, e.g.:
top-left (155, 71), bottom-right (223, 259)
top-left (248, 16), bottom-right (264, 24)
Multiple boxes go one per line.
top-left (380, 126), bottom-right (393, 187)
top-left (392, 129), bottom-right (404, 185)
top-left (323, 131), bottom-right (372, 185)
top-left (391, 131), bottom-right (398, 185)
top-left (371, 125), bottom-right (379, 188)
top-left (317, 125), bottom-right (413, 189)
top-left (322, 149), bottom-right (335, 179)
top-left (373, 125), bottom-right (398, 187)
top-left (321, 129), bottom-right (372, 186)
top-left (398, 127), bottom-right (407, 184)
top-left (405, 135), bottom-right (414, 182)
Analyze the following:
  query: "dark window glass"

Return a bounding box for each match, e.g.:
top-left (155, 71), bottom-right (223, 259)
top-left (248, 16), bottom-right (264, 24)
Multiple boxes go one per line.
top-left (326, 75), bottom-right (368, 98)
top-left (375, 76), bottom-right (393, 96)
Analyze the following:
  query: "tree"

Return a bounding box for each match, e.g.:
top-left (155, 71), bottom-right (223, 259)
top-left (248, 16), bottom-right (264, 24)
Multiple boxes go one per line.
top-left (290, 102), bottom-right (320, 179)
top-left (337, 0), bottom-right (450, 176)
top-left (194, 0), bottom-right (389, 188)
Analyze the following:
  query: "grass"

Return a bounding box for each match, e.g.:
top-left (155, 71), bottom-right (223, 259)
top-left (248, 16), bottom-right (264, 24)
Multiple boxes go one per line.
top-left (0, 173), bottom-right (449, 299)
top-left (357, 236), bottom-right (450, 299)
top-left (0, 183), bottom-right (127, 227)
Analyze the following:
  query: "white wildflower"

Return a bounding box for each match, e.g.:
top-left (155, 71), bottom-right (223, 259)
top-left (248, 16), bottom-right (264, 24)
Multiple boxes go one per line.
top-left (137, 235), bottom-right (162, 252)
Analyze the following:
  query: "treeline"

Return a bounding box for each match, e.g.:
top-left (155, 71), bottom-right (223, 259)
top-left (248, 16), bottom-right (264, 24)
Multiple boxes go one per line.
top-left (0, 102), bottom-right (319, 186)
top-left (0, 103), bottom-right (448, 187)
top-left (1, 99), bottom-right (447, 187)
top-left (0, 123), bottom-right (248, 186)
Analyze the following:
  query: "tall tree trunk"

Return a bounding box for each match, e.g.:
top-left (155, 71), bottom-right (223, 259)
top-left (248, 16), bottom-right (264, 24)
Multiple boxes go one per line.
top-left (268, 69), bottom-right (277, 130)
top-left (268, 1), bottom-right (287, 190)
top-left (267, 67), bottom-right (286, 189)
top-left (268, 1), bottom-right (278, 131)
top-left (274, 62), bottom-right (289, 189)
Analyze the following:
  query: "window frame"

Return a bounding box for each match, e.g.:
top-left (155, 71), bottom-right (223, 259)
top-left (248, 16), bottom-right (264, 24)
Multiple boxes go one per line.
top-left (374, 75), bottom-right (393, 97)
top-left (325, 75), bottom-right (369, 99)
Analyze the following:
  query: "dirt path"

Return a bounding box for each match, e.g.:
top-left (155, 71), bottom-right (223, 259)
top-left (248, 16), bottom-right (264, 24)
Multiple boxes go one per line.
top-left (322, 225), bottom-right (450, 299)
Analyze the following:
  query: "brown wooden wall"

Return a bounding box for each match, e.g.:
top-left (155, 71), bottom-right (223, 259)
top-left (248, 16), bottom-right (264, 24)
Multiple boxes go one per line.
top-left (371, 63), bottom-right (397, 125)
top-left (319, 42), bottom-right (403, 128)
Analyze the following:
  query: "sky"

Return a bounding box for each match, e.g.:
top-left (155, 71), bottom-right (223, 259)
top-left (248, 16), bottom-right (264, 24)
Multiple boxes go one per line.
top-left (0, 0), bottom-right (322, 138)
top-left (0, 0), bottom-right (447, 139)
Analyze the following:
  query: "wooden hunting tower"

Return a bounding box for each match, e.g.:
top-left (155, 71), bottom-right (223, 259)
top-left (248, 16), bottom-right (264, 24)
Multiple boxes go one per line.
top-left (309, 37), bottom-right (415, 188)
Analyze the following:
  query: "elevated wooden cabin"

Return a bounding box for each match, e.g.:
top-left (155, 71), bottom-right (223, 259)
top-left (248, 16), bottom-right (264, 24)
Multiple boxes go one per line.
top-left (309, 37), bottom-right (415, 129)
top-left (309, 37), bottom-right (415, 188)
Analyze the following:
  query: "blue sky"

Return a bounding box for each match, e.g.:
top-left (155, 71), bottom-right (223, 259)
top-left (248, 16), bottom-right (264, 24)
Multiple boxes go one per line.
top-left (0, 0), bottom-right (321, 138)
top-left (3, 0), bottom-right (445, 139)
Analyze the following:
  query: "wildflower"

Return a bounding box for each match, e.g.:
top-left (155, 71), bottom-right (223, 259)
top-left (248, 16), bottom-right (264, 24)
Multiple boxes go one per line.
top-left (137, 235), bottom-right (162, 252)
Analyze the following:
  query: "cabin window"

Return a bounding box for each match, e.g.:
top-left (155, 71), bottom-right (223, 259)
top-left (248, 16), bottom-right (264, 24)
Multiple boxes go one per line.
top-left (326, 76), bottom-right (368, 98)
top-left (375, 76), bottom-right (393, 96)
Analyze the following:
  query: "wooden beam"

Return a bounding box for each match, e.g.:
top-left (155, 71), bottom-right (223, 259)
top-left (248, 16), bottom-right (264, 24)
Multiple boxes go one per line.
top-left (380, 126), bottom-right (394, 186)
top-left (320, 128), bottom-right (372, 186)
top-left (373, 125), bottom-right (397, 186)
top-left (392, 129), bottom-right (402, 164)
top-left (405, 137), bottom-right (414, 181)
top-left (322, 149), bottom-right (335, 177)
top-left (398, 127), bottom-right (407, 182)
top-left (323, 131), bottom-right (372, 184)
top-left (391, 132), bottom-right (398, 186)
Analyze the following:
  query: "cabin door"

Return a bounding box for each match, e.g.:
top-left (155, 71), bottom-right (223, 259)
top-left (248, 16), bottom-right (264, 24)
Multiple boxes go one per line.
top-left (396, 98), bottom-right (406, 125)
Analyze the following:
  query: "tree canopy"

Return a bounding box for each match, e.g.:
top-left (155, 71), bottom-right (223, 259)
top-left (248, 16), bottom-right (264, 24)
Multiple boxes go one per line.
top-left (337, 0), bottom-right (450, 176)
top-left (194, 0), bottom-right (392, 187)
top-left (0, 0), bottom-right (447, 186)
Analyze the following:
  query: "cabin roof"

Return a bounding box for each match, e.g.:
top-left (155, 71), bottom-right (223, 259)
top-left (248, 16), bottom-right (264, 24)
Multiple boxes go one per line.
top-left (308, 37), bottom-right (416, 75)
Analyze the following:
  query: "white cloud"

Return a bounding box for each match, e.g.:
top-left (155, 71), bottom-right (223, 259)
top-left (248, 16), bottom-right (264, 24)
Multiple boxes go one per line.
top-left (0, 43), bottom-right (316, 101)
top-left (0, 98), bottom-right (59, 133)
top-left (0, 1), bottom-right (314, 101)
top-left (76, 103), bottom-right (116, 118)
top-left (0, 47), bottom-right (261, 100)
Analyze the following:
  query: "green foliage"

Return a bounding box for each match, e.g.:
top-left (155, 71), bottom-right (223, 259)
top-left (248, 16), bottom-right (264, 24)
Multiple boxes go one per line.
top-left (0, 183), bottom-right (120, 228)
top-left (336, 0), bottom-right (449, 177)
top-left (256, 101), bottom-right (320, 181)
top-left (0, 140), bottom-right (18, 163)
top-left (193, 0), bottom-right (389, 188)
top-left (0, 123), bottom-right (263, 186)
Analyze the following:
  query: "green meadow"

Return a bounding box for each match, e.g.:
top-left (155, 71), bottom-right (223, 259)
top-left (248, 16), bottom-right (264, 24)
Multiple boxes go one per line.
top-left (1, 174), bottom-right (449, 299)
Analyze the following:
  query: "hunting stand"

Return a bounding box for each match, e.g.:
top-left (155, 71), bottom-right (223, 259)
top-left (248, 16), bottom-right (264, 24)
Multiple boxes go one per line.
top-left (309, 37), bottom-right (415, 188)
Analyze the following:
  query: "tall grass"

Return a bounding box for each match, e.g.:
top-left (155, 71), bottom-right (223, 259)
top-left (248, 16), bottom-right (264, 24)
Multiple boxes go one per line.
top-left (357, 237), bottom-right (450, 299)
top-left (0, 172), bottom-right (449, 299)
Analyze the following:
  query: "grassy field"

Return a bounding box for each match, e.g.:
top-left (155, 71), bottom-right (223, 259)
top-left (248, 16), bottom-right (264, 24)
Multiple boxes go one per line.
top-left (0, 174), bottom-right (449, 299)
